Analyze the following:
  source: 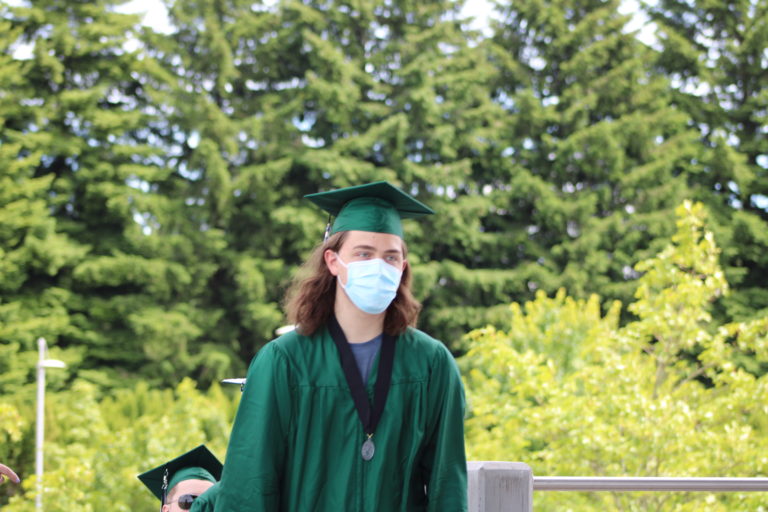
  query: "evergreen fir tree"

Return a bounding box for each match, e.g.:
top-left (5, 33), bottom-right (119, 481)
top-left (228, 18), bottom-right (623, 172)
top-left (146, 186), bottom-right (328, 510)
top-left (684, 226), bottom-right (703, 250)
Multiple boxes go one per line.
top-left (146, 0), bottom-right (508, 353)
top-left (0, 7), bottom-right (88, 393)
top-left (481, 0), bottom-right (702, 321)
top-left (2, 0), bottom-right (210, 387)
top-left (645, 0), bottom-right (768, 320)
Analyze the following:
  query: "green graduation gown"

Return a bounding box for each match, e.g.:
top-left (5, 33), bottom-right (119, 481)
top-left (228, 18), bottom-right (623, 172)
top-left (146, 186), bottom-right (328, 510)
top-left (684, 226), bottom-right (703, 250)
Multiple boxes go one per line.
top-left (216, 325), bottom-right (467, 511)
top-left (190, 482), bottom-right (218, 512)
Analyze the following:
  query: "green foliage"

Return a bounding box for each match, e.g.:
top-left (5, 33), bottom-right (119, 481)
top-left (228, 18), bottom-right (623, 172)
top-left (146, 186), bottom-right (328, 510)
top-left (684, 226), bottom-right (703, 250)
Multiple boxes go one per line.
top-left (461, 202), bottom-right (768, 510)
top-left (480, 0), bottom-right (703, 320)
top-left (2, 379), bottom-right (238, 512)
top-left (2, 0), bottom-right (768, 507)
top-left (645, 0), bottom-right (768, 320)
top-left (0, 403), bottom-right (25, 503)
top-left (3, 0), bottom-right (767, 386)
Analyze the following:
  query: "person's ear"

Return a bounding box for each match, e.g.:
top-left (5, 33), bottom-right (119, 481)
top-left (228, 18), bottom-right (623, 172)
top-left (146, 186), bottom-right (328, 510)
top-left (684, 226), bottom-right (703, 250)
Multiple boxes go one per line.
top-left (324, 249), bottom-right (340, 276)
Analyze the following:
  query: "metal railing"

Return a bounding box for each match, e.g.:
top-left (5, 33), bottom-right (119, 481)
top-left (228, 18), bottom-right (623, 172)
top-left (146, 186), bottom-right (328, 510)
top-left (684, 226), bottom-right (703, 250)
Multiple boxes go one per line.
top-left (534, 476), bottom-right (768, 491)
top-left (467, 462), bottom-right (768, 512)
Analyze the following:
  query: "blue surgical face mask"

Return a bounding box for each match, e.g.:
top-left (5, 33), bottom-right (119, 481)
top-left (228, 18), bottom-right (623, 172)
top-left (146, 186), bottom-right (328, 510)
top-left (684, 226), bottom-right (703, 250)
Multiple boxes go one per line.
top-left (336, 254), bottom-right (403, 314)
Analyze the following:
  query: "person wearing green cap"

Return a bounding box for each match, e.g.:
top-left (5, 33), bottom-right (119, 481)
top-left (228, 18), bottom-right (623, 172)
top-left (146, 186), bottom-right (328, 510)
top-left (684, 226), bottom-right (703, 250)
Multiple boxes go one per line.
top-left (216, 182), bottom-right (467, 511)
top-left (138, 445), bottom-right (222, 511)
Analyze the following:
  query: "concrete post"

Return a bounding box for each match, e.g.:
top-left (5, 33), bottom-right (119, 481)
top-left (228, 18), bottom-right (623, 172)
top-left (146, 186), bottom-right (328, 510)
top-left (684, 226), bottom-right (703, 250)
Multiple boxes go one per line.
top-left (467, 461), bottom-right (533, 512)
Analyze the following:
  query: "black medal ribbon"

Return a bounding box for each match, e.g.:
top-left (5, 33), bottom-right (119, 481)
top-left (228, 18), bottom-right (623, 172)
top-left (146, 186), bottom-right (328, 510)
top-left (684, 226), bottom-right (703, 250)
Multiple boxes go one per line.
top-left (328, 315), bottom-right (395, 461)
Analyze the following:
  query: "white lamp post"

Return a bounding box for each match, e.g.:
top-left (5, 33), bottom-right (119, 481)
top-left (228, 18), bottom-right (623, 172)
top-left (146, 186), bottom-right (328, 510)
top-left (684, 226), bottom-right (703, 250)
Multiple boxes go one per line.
top-left (36, 337), bottom-right (66, 511)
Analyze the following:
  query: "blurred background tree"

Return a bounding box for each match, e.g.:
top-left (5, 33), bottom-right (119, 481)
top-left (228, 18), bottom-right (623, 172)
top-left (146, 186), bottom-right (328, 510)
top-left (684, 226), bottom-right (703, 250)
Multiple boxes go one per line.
top-left (1, 0), bottom-right (767, 508)
top-left (646, 0), bottom-right (768, 322)
top-left (3, 0), bottom-right (766, 383)
top-left (3, 379), bottom-right (238, 512)
top-left (462, 202), bottom-right (768, 510)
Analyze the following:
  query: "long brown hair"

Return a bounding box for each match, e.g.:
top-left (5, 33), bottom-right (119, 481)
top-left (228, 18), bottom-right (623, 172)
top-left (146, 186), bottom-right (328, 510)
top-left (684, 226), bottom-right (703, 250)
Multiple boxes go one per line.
top-left (283, 231), bottom-right (422, 336)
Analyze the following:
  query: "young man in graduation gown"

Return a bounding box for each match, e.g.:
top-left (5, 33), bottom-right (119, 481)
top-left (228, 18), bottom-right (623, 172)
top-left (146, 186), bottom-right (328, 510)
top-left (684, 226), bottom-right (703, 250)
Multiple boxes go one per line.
top-left (216, 181), bottom-right (468, 512)
top-left (138, 445), bottom-right (222, 512)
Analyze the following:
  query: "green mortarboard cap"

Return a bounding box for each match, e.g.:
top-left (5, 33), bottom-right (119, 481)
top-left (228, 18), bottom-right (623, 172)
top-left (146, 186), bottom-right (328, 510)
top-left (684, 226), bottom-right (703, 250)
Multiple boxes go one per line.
top-left (137, 445), bottom-right (222, 503)
top-left (304, 181), bottom-right (434, 238)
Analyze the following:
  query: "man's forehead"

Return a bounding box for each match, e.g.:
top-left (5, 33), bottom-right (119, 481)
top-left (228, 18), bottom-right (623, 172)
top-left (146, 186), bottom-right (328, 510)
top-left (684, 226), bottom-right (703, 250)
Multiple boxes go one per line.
top-left (172, 478), bottom-right (214, 495)
top-left (344, 231), bottom-right (404, 252)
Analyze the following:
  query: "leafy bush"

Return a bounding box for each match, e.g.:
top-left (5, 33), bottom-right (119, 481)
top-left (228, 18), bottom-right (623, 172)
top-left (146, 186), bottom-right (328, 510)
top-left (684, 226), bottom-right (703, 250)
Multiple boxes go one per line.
top-left (461, 202), bottom-right (768, 511)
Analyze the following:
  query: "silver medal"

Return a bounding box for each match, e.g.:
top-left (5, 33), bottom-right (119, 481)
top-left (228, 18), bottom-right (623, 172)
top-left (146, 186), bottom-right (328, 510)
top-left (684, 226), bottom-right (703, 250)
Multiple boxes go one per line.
top-left (361, 438), bottom-right (375, 461)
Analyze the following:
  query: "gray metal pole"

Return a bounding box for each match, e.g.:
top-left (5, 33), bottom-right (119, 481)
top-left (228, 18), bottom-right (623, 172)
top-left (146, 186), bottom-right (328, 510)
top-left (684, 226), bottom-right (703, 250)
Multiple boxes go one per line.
top-left (467, 461), bottom-right (533, 512)
top-left (35, 337), bottom-right (45, 511)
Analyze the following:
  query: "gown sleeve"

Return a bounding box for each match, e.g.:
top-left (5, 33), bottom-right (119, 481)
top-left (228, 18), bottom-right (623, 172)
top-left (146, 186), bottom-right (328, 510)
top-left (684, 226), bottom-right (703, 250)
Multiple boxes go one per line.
top-left (215, 342), bottom-right (292, 511)
top-left (190, 482), bottom-right (218, 512)
top-left (422, 343), bottom-right (468, 512)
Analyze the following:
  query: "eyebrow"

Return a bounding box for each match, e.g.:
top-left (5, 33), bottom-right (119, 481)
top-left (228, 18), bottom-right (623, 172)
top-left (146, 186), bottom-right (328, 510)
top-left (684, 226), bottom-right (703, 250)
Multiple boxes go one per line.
top-left (352, 244), bottom-right (403, 254)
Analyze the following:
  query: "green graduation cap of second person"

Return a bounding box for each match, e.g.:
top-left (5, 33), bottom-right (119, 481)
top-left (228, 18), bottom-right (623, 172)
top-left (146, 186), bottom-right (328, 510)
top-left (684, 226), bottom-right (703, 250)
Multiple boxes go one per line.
top-left (137, 445), bottom-right (222, 511)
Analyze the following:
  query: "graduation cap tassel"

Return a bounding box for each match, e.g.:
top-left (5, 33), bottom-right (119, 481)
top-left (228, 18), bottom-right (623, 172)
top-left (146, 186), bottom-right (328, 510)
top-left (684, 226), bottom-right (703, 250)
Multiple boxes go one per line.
top-left (161, 467), bottom-right (169, 510)
top-left (323, 214), bottom-right (332, 242)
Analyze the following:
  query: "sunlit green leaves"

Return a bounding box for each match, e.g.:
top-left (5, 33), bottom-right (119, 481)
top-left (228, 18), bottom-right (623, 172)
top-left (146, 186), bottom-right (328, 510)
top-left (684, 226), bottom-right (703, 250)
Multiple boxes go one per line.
top-left (4, 379), bottom-right (238, 512)
top-left (462, 203), bottom-right (768, 510)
